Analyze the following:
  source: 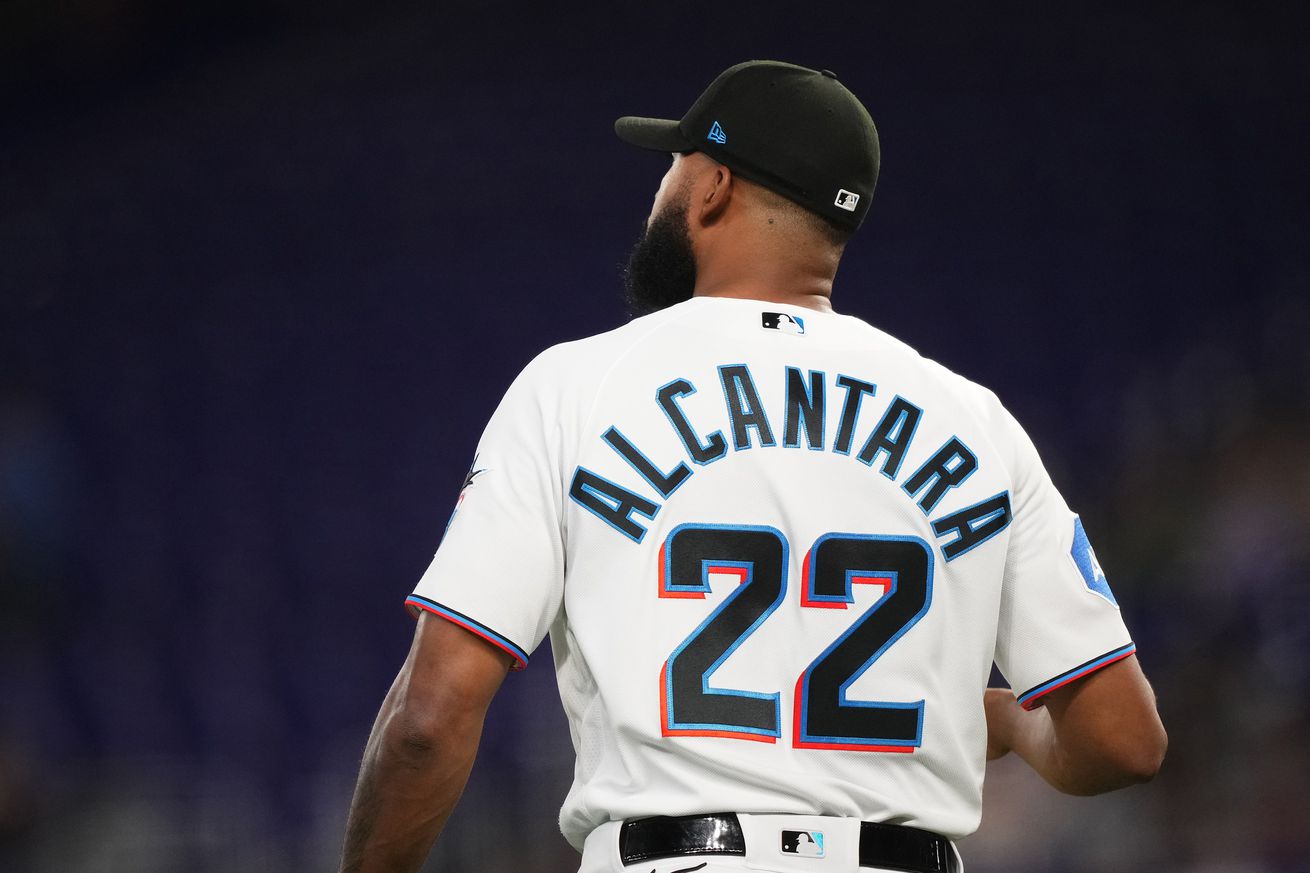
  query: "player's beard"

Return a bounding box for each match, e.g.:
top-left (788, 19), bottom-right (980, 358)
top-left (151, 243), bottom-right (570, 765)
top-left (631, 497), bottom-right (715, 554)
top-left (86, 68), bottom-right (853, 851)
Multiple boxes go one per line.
top-left (622, 194), bottom-right (697, 317)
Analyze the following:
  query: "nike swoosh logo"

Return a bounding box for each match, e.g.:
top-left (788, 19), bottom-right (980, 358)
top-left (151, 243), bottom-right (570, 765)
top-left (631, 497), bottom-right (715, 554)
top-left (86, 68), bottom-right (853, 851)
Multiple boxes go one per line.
top-left (670, 865), bottom-right (708, 873)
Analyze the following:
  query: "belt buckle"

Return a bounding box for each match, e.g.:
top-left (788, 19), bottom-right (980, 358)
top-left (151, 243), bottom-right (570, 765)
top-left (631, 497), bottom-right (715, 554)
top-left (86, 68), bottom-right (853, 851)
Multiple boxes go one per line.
top-left (740, 814), bottom-right (861, 870)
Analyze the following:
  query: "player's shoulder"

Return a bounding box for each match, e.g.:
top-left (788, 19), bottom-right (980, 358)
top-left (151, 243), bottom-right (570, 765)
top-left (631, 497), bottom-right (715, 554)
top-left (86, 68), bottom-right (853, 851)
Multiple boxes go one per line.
top-left (860, 324), bottom-right (1041, 482)
top-left (841, 312), bottom-right (1010, 422)
top-left (516, 304), bottom-right (696, 385)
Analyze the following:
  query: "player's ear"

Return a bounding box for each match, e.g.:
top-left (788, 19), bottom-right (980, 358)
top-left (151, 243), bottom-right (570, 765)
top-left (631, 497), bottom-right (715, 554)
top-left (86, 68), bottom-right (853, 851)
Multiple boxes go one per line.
top-left (695, 161), bottom-right (733, 226)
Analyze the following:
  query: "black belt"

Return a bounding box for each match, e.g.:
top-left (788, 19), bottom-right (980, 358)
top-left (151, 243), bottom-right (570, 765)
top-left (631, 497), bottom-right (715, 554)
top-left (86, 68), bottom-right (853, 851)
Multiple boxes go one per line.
top-left (618, 812), bottom-right (958, 873)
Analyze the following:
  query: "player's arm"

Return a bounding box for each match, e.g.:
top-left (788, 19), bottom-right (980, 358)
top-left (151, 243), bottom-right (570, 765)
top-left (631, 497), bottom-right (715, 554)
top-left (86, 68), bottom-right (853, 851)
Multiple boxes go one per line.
top-left (340, 611), bottom-right (513, 873)
top-left (984, 654), bottom-right (1166, 795)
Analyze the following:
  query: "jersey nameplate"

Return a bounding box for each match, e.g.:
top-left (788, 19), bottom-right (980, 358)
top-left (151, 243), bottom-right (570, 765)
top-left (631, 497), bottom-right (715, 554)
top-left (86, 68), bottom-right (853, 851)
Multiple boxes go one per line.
top-left (568, 364), bottom-right (1011, 562)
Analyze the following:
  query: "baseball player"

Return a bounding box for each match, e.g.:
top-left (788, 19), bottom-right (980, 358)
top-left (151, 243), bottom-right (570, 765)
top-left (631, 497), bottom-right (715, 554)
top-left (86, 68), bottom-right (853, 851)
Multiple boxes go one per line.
top-left (340, 61), bottom-right (1167, 873)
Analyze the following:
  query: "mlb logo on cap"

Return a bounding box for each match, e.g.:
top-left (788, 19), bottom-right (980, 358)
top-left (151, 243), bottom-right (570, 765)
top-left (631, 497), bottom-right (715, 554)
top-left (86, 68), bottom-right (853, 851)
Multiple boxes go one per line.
top-left (835, 189), bottom-right (860, 211)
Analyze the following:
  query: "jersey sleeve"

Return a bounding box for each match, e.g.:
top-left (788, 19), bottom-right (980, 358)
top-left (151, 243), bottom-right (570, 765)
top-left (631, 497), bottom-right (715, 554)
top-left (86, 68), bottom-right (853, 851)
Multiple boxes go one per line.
top-left (993, 408), bottom-right (1135, 709)
top-left (405, 352), bottom-right (568, 671)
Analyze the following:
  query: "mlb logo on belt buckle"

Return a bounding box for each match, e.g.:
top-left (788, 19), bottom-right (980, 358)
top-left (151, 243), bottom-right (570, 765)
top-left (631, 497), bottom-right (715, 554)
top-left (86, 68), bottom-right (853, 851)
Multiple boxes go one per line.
top-left (780, 829), bottom-right (825, 858)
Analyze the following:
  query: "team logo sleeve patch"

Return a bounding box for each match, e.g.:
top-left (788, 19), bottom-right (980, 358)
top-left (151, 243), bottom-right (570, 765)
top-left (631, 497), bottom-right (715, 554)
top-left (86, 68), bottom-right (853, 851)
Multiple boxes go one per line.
top-left (1070, 516), bottom-right (1117, 606)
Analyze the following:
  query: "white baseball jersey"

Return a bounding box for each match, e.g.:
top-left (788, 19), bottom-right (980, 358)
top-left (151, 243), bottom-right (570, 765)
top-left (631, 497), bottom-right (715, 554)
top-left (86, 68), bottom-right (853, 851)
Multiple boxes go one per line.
top-left (407, 296), bottom-right (1134, 848)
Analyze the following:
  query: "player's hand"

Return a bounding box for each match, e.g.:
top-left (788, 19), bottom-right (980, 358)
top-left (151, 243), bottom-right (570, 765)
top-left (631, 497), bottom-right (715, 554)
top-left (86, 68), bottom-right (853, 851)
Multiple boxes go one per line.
top-left (983, 687), bottom-right (1019, 760)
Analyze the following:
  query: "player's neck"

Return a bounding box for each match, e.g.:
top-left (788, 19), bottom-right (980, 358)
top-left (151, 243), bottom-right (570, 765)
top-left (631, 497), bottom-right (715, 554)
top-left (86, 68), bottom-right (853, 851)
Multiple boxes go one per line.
top-left (692, 269), bottom-right (836, 313)
top-left (693, 283), bottom-right (834, 312)
top-left (691, 229), bottom-right (841, 313)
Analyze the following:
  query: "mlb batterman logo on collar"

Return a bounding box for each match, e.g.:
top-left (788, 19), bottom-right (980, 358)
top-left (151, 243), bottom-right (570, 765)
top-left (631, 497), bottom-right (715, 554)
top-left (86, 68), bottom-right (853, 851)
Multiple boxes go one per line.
top-left (614, 60), bottom-right (881, 231)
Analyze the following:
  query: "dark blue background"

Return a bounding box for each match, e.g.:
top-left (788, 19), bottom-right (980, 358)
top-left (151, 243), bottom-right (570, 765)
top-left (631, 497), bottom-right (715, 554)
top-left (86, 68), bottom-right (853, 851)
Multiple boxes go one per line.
top-left (2, 2), bottom-right (1308, 870)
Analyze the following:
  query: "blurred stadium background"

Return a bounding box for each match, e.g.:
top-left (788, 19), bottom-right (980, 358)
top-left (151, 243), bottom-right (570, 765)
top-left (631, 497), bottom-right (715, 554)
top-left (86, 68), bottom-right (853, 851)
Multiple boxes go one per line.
top-left (2, 2), bottom-right (1307, 871)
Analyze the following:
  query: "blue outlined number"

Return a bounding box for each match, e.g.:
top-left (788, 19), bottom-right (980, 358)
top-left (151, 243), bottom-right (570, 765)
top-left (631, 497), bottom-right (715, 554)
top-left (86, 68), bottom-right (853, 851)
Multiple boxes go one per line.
top-left (659, 524), bottom-right (788, 741)
top-left (657, 526), bottom-right (933, 750)
top-left (795, 534), bottom-right (932, 751)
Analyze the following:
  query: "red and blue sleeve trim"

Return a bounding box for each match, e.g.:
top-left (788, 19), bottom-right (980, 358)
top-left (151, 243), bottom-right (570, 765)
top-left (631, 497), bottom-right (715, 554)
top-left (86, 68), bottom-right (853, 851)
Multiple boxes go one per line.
top-left (1017, 643), bottom-right (1136, 710)
top-left (404, 594), bottom-right (530, 671)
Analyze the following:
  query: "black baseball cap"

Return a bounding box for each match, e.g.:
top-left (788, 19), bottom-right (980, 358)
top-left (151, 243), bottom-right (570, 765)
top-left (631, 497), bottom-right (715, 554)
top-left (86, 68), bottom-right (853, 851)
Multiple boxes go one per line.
top-left (615, 60), bottom-right (881, 232)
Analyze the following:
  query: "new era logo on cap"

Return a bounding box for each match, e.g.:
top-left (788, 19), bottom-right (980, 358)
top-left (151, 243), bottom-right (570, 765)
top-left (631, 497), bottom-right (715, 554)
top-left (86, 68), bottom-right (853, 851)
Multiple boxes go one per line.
top-left (835, 189), bottom-right (860, 211)
top-left (707, 120), bottom-right (727, 144)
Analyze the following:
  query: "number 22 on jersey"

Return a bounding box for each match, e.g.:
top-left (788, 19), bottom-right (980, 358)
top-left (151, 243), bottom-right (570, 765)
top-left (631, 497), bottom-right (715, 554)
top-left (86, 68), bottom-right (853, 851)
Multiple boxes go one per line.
top-left (658, 524), bottom-right (933, 751)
